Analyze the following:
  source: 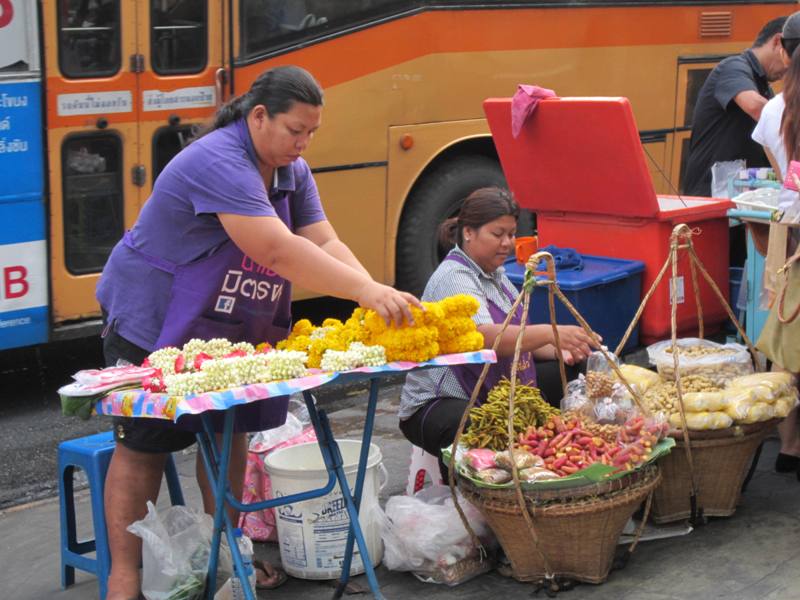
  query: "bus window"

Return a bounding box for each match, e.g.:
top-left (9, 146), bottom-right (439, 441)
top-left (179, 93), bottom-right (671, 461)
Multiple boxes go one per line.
top-left (151, 0), bottom-right (207, 74)
top-left (58, 0), bottom-right (121, 78)
top-left (152, 125), bottom-right (197, 183)
top-left (62, 134), bottom-right (124, 274)
top-left (241, 0), bottom-right (411, 57)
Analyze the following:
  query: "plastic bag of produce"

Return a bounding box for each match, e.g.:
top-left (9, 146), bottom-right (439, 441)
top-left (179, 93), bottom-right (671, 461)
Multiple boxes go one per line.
top-left (774, 396), bottom-right (799, 418)
top-left (494, 449), bottom-right (541, 471)
top-left (464, 448), bottom-right (497, 471)
top-left (560, 375), bottom-right (589, 413)
top-left (376, 486), bottom-right (496, 586)
top-left (669, 411), bottom-right (733, 431)
top-left (615, 364), bottom-right (661, 394)
top-left (725, 372), bottom-right (797, 403)
top-left (647, 338), bottom-right (753, 386)
top-left (681, 391), bottom-right (727, 413)
top-left (128, 501), bottom-right (215, 600)
top-left (737, 402), bottom-right (775, 424)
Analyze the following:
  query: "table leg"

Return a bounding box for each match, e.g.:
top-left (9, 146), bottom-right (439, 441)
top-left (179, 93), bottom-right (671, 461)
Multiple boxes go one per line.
top-left (195, 412), bottom-right (257, 600)
top-left (329, 380), bottom-right (385, 600)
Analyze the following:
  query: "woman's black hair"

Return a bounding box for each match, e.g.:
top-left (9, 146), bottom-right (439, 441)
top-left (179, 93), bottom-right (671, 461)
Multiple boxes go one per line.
top-left (211, 65), bottom-right (323, 131)
top-left (438, 187), bottom-right (520, 251)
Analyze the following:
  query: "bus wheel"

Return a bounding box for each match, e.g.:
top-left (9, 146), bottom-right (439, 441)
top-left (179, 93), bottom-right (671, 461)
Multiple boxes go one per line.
top-left (396, 155), bottom-right (511, 296)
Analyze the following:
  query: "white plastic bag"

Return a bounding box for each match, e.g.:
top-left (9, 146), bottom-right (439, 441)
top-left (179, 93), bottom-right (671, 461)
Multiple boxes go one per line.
top-left (376, 486), bottom-right (496, 586)
top-left (647, 338), bottom-right (753, 386)
top-left (128, 501), bottom-right (214, 600)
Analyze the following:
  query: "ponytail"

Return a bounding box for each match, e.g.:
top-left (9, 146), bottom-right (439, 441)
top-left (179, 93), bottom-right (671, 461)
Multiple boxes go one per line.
top-left (438, 217), bottom-right (459, 253)
top-left (203, 66), bottom-right (323, 135)
top-left (437, 187), bottom-right (519, 253)
top-left (212, 94), bottom-right (251, 130)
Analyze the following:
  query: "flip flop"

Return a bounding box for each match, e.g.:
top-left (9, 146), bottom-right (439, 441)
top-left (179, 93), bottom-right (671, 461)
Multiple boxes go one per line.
top-left (253, 559), bottom-right (288, 590)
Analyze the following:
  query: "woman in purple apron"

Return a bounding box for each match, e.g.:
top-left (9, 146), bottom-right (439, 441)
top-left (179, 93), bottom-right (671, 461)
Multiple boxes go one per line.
top-left (398, 187), bottom-right (598, 479)
top-left (96, 66), bottom-right (420, 600)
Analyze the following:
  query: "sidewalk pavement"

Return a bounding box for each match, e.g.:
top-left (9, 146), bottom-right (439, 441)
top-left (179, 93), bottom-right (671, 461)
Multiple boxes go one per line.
top-left (2, 382), bottom-right (800, 600)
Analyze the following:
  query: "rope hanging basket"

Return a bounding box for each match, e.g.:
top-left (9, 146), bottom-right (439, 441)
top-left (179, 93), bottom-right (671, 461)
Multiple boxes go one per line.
top-left (446, 251), bottom-right (661, 587)
top-left (614, 223), bottom-right (770, 524)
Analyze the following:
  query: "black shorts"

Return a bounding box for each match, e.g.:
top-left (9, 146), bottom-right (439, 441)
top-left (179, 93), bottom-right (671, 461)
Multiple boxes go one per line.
top-left (103, 326), bottom-right (197, 454)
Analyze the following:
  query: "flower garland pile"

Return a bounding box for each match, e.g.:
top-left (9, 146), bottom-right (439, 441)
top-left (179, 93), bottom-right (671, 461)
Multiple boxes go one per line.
top-left (278, 293), bottom-right (484, 364)
top-left (141, 338), bottom-right (307, 396)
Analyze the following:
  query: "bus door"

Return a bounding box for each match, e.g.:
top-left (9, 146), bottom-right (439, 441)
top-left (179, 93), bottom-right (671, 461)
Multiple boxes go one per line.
top-left (44, 0), bottom-right (224, 330)
top-left (671, 57), bottom-right (725, 194)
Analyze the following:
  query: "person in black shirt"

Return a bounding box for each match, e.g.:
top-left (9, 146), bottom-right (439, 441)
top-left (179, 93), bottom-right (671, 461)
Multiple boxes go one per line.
top-left (683, 17), bottom-right (789, 197)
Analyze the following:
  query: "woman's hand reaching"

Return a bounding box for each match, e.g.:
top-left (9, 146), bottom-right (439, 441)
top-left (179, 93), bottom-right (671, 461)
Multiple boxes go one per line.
top-left (554, 326), bottom-right (601, 363)
top-left (356, 281), bottom-right (422, 327)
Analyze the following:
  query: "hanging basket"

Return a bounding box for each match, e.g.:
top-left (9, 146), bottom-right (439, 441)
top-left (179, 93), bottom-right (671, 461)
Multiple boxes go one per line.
top-left (613, 223), bottom-right (768, 525)
top-left (447, 251), bottom-right (660, 588)
top-left (458, 465), bottom-right (661, 583)
top-left (650, 419), bottom-right (777, 523)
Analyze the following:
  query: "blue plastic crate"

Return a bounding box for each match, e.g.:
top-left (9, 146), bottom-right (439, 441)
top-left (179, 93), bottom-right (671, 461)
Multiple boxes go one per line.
top-left (504, 255), bottom-right (645, 353)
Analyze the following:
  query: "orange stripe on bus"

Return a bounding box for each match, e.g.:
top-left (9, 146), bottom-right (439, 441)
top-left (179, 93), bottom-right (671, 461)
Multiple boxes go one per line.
top-left (234, 5), bottom-right (788, 90)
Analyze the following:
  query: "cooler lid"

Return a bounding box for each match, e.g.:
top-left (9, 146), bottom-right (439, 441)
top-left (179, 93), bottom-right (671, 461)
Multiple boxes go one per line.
top-left (503, 254), bottom-right (645, 291)
top-left (484, 96), bottom-right (660, 219)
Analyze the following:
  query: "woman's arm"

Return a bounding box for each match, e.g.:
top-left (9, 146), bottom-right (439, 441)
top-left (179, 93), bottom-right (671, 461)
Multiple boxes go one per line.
top-left (296, 220), bottom-right (370, 277)
top-left (218, 213), bottom-right (419, 324)
top-left (478, 323), bottom-right (598, 363)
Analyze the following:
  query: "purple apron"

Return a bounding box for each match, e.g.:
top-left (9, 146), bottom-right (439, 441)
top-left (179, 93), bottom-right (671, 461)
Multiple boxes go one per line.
top-left (444, 253), bottom-right (537, 402)
top-left (123, 190), bottom-right (294, 433)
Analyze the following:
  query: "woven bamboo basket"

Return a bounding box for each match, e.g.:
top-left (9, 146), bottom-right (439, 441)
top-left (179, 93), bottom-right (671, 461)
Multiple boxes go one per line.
top-left (458, 465), bottom-right (661, 584)
top-left (650, 419), bottom-right (777, 523)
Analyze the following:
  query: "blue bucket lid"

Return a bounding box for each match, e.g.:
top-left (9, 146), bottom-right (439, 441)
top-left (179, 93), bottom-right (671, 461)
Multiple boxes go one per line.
top-left (504, 255), bottom-right (645, 291)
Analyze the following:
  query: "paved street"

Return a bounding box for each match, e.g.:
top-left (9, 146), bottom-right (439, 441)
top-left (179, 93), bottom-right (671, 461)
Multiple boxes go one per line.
top-left (1, 378), bottom-right (800, 600)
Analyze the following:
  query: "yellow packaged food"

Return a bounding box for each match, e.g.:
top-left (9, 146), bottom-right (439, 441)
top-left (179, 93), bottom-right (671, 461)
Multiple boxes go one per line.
top-left (773, 397), bottom-right (796, 419)
top-left (681, 391), bottom-right (726, 413)
top-left (616, 364), bottom-right (661, 394)
top-left (725, 372), bottom-right (796, 403)
top-left (669, 410), bottom-right (733, 430)
top-left (737, 402), bottom-right (775, 424)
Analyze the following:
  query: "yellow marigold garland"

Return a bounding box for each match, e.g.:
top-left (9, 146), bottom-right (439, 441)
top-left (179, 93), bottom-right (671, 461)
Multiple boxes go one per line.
top-left (275, 293), bottom-right (484, 364)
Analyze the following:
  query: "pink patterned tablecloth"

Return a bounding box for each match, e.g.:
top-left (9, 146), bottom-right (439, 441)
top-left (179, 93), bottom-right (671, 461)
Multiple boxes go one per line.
top-left (98, 349), bottom-right (496, 422)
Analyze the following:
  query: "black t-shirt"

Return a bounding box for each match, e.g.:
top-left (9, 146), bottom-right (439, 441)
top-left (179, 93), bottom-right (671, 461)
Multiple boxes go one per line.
top-left (683, 50), bottom-right (773, 197)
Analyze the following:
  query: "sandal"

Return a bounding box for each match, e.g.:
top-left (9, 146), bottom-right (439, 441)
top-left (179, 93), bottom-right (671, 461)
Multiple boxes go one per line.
top-left (253, 559), bottom-right (288, 590)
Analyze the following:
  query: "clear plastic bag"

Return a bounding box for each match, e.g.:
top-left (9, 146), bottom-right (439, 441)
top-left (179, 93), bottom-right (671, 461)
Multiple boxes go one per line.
top-left (376, 486), bottom-right (496, 586)
top-left (128, 501), bottom-right (214, 600)
top-left (560, 375), bottom-right (589, 413)
top-left (647, 338), bottom-right (753, 386)
top-left (711, 159), bottom-right (745, 198)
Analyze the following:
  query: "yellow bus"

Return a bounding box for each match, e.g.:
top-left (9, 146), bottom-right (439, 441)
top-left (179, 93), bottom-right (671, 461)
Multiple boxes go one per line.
top-left (0, 0), bottom-right (794, 351)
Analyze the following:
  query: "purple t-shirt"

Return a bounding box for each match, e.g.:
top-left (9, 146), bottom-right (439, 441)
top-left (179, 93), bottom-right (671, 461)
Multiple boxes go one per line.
top-left (97, 118), bottom-right (326, 351)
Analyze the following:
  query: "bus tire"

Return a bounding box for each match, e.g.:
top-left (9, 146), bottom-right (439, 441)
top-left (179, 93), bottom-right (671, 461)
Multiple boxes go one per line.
top-left (396, 155), bottom-right (514, 296)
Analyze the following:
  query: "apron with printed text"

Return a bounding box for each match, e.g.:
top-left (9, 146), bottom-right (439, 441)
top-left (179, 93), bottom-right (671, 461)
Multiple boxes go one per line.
top-left (122, 191), bottom-right (294, 432)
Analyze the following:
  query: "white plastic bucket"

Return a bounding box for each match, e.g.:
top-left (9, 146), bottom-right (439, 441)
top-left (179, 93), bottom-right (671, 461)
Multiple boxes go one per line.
top-left (264, 439), bottom-right (387, 580)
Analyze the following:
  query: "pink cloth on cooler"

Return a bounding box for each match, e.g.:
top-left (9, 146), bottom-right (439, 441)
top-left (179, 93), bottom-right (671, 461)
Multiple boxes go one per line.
top-left (511, 84), bottom-right (557, 138)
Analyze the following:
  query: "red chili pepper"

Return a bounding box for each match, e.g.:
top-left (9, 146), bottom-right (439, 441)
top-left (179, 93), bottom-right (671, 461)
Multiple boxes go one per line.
top-left (552, 415), bottom-right (565, 433)
top-left (561, 464), bottom-right (579, 474)
top-left (577, 436), bottom-right (593, 446)
top-left (556, 431), bottom-right (575, 449)
top-left (553, 456), bottom-right (568, 469)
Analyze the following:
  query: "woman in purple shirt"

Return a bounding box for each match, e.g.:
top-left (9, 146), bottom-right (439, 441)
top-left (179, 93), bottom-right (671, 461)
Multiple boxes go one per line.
top-left (97, 66), bottom-right (419, 599)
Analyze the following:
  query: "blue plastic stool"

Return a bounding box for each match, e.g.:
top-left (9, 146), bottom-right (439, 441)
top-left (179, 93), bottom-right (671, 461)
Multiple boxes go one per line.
top-left (58, 430), bottom-right (185, 600)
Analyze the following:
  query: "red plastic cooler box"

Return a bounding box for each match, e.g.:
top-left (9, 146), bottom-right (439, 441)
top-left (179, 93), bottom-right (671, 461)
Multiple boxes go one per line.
top-left (484, 96), bottom-right (733, 344)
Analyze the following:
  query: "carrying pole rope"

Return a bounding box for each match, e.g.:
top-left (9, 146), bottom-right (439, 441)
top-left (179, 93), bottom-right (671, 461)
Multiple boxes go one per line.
top-left (668, 225), bottom-right (702, 524)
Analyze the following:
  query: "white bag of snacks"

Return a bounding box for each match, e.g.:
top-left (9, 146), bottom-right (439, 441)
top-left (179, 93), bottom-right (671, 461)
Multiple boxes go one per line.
top-left (647, 338), bottom-right (753, 386)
